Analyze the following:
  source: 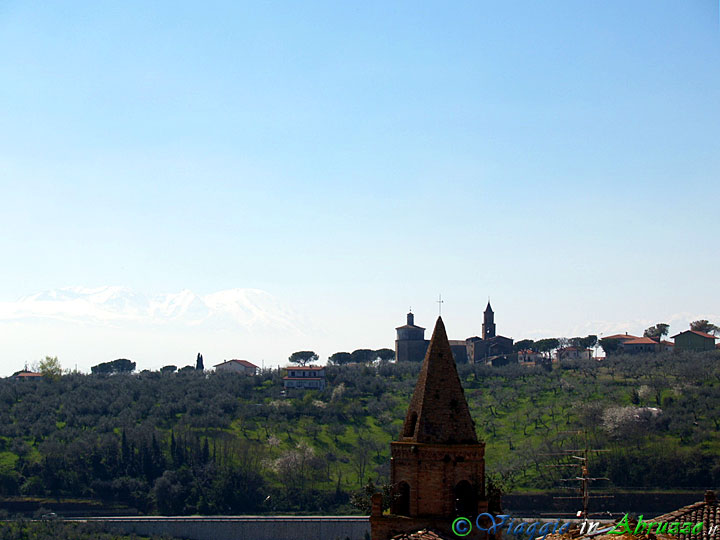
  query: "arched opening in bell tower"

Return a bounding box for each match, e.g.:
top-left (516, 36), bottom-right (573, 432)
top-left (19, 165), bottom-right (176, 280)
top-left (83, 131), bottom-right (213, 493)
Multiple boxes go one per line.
top-left (454, 480), bottom-right (476, 517)
top-left (393, 481), bottom-right (411, 516)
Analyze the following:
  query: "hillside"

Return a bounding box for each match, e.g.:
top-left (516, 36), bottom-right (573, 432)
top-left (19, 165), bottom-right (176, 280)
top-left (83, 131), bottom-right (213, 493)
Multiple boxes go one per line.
top-left (0, 351), bottom-right (719, 515)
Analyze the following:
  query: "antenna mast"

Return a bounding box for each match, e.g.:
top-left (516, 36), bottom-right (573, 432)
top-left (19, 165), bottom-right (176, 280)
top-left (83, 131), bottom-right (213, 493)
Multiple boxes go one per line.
top-left (543, 430), bottom-right (611, 519)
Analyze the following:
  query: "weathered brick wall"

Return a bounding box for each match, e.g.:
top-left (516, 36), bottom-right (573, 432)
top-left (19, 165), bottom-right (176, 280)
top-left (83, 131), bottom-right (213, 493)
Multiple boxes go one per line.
top-left (391, 442), bottom-right (485, 517)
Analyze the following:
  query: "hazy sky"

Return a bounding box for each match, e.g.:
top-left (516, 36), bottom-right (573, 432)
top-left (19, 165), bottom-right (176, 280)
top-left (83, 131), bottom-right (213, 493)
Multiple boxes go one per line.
top-left (1, 2), bottom-right (719, 374)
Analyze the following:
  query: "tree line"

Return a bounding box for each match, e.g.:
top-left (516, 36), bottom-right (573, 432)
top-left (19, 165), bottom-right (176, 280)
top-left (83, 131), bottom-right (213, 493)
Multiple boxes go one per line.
top-left (289, 349), bottom-right (395, 366)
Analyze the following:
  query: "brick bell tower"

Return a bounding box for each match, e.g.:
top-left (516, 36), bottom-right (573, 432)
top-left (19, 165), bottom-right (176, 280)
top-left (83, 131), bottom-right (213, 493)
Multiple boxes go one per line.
top-left (371, 317), bottom-right (488, 540)
top-left (482, 301), bottom-right (496, 339)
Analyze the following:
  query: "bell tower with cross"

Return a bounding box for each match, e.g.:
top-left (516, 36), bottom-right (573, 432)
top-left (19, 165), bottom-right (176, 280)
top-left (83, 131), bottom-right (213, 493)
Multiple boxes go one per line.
top-left (482, 301), bottom-right (496, 339)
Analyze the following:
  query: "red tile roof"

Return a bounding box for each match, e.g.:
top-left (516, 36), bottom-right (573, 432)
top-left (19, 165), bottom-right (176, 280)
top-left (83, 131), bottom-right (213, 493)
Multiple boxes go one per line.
top-left (12, 371), bottom-right (43, 378)
top-left (603, 333), bottom-right (639, 341)
top-left (213, 359), bottom-right (259, 369)
top-left (670, 329), bottom-right (718, 340)
top-left (283, 376), bottom-right (324, 380)
top-left (653, 491), bottom-right (719, 540)
top-left (623, 337), bottom-right (658, 345)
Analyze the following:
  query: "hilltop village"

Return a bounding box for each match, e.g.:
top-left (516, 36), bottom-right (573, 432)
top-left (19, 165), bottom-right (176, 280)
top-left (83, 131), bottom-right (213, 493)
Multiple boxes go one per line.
top-left (11, 304), bottom-right (719, 387)
top-left (396, 305), bottom-right (718, 365)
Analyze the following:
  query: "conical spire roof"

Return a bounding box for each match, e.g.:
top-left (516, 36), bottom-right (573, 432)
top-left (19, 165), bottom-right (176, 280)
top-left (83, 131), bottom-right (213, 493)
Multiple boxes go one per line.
top-left (399, 317), bottom-right (478, 444)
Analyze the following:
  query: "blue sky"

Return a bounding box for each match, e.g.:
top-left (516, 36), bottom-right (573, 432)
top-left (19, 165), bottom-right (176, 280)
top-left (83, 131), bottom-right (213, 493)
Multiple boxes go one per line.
top-left (1, 2), bottom-right (719, 373)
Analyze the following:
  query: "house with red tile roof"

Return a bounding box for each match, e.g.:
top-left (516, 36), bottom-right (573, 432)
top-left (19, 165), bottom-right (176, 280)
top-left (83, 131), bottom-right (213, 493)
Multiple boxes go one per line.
top-left (213, 359), bottom-right (259, 375)
top-left (10, 370), bottom-right (43, 380)
top-left (601, 333), bottom-right (663, 355)
top-left (671, 329), bottom-right (718, 352)
top-left (621, 336), bottom-right (660, 354)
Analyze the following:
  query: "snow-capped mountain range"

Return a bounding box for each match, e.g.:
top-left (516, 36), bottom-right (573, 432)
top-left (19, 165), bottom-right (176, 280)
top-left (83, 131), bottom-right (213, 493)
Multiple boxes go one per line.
top-left (0, 286), bottom-right (308, 334)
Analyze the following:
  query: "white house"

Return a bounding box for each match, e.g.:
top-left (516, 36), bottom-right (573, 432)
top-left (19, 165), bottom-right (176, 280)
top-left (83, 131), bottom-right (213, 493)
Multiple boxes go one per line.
top-left (555, 347), bottom-right (592, 361)
top-left (214, 359), bottom-right (259, 375)
top-left (283, 366), bottom-right (326, 390)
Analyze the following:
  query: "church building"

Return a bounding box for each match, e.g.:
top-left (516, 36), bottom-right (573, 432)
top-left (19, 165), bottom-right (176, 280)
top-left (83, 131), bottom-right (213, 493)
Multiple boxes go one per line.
top-left (465, 302), bottom-right (514, 364)
top-left (372, 317), bottom-right (491, 540)
top-left (394, 312), bottom-right (429, 365)
top-left (395, 302), bottom-right (513, 364)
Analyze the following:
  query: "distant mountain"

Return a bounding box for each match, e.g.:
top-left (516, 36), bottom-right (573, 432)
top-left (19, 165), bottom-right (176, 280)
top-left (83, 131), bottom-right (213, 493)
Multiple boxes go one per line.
top-left (0, 286), bottom-right (308, 334)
